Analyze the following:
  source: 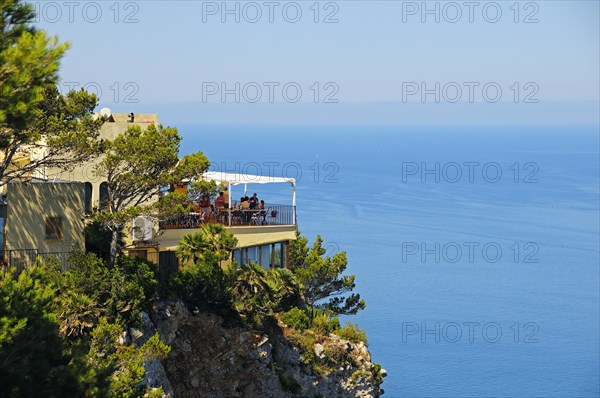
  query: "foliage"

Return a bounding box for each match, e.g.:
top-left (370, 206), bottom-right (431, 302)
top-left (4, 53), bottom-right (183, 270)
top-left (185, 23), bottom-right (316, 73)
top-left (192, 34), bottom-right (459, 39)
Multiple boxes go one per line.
top-left (286, 329), bottom-right (318, 367)
top-left (172, 225), bottom-right (302, 329)
top-left (372, 363), bottom-right (384, 384)
top-left (0, 0), bottom-right (65, 131)
top-left (263, 267), bottom-right (303, 312)
top-left (88, 318), bottom-right (170, 398)
top-left (108, 255), bottom-right (159, 324)
top-left (311, 314), bottom-right (340, 335)
top-left (93, 122), bottom-right (210, 265)
top-left (84, 220), bottom-right (123, 264)
top-left (0, 0), bottom-right (103, 186)
top-left (230, 263), bottom-right (302, 328)
top-left (280, 307), bottom-right (310, 331)
top-left (153, 191), bottom-right (192, 218)
top-left (0, 251), bottom-right (167, 397)
top-left (168, 257), bottom-right (233, 315)
top-left (334, 322), bottom-right (368, 344)
top-left (229, 263), bottom-right (275, 327)
top-left (177, 224), bottom-right (237, 267)
top-left (60, 250), bottom-right (158, 330)
top-left (0, 263), bottom-right (83, 397)
top-left (188, 179), bottom-right (221, 202)
top-left (167, 227), bottom-right (240, 320)
top-left (289, 232), bottom-right (366, 316)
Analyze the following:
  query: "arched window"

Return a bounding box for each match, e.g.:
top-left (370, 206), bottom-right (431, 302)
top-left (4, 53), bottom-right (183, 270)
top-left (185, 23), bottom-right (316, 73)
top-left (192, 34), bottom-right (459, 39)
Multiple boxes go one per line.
top-left (84, 182), bottom-right (93, 214)
top-left (99, 182), bottom-right (109, 210)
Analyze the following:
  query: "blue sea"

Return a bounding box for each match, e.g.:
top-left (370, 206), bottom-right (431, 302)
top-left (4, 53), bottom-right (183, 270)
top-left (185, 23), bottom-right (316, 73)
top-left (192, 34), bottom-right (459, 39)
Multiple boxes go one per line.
top-left (180, 125), bottom-right (600, 398)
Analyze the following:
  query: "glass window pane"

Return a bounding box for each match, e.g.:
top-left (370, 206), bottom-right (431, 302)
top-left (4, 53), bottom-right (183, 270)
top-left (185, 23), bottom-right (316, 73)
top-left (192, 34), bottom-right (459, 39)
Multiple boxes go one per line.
top-left (260, 245), bottom-right (271, 269)
top-left (247, 246), bottom-right (259, 264)
top-left (232, 249), bottom-right (241, 266)
top-left (273, 243), bottom-right (282, 268)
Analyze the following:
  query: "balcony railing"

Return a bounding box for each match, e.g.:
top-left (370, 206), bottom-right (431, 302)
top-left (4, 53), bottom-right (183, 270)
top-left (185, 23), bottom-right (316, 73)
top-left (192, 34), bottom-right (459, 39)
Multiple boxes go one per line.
top-left (0, 249), bottom-right (70, 274)
top-left (159, 204), bottom-right (296, 230)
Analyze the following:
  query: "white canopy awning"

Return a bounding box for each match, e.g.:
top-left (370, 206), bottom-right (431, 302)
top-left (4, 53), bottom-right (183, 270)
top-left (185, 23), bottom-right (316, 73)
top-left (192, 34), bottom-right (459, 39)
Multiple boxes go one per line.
top-left (199, 171), bottom-right (296, 187)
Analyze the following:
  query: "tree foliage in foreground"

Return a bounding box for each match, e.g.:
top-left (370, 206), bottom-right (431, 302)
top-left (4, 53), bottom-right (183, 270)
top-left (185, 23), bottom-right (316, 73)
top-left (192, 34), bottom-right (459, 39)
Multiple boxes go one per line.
top-left (172, 229), bottom-right (364, 329)
top-left (177, 224), bottom-right (238, 266)
top-left (0, 263), bottom-right (81, 397)
top-left (0, 1), bottom-right (103, 187)
top-left (93, 123), bottom-right (210, 266)
top-left (0, 253), bottom-right (169, 398)
top-left (0, 227), bottom-right (372, 395)
top-left (288, 232), bottom-right (366, 316)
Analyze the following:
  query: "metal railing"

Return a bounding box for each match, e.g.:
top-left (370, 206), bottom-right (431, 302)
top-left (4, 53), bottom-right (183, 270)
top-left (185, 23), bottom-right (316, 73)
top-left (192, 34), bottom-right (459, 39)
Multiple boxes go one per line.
top-left (0, 248), bottom-right (179, 279)
top-left (159, 204), bottom-right (296, 229)
top-left (0, 249), bottom-right (70, 274)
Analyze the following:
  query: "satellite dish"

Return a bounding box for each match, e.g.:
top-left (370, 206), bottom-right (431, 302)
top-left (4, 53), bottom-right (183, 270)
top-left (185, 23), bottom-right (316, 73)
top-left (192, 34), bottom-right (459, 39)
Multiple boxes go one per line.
top-left (100, 107), bottom-right (112, 118)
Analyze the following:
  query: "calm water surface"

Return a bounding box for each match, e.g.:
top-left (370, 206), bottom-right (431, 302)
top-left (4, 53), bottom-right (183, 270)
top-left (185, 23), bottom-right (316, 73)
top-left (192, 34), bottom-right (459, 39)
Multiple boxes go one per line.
top-left (180, 125), bottom-right (599, 398)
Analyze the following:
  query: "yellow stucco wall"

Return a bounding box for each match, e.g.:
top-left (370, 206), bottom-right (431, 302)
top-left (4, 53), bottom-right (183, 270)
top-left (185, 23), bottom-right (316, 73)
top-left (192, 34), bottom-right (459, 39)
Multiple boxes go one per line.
top-left (156, 225), bottom-right (298, 250)
top-left (45, 113), bottom-right (159, 207)
top-left (227, 225), bottom-right (298, 248)
top-left (5, 182), bottom-right (85, 252)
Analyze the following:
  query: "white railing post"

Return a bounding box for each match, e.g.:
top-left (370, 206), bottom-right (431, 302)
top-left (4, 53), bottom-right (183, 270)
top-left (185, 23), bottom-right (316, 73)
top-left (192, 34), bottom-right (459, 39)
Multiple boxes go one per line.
top-left (228, 182), bottom-right (232, 227)
top-left (291, 182), bottom-right (296, 225)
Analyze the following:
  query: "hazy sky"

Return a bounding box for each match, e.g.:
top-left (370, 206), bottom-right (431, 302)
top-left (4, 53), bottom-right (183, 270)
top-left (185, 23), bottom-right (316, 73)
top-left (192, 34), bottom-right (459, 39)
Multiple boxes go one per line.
top-left (33, 1), bottom-right (599, 125)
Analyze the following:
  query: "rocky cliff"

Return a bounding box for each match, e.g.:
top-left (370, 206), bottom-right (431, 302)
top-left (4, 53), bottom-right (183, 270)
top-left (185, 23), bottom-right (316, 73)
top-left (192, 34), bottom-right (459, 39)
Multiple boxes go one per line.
top-left (133, 301), bottom-right (386, 397)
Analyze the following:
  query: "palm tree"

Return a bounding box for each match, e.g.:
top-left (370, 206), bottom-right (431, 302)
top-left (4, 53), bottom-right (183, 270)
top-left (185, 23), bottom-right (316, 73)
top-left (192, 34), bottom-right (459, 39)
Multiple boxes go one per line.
top-left (264, 268), bottom-right (301, 311)
top-left (230, 263), bottom-right (273, 324)
top-left (200, 224), bottom-right (237, 263)
top-left (177, 224), bottom-right (238, 267)
top-left (177, 232), bottom-right (210, 266)
top-left (199, 224), bottom-right (237, 266)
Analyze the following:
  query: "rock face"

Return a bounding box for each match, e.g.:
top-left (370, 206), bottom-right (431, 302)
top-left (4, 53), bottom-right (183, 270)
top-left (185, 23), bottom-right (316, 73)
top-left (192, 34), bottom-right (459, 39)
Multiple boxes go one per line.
top-left (140, 301), bottom-right (385, 397)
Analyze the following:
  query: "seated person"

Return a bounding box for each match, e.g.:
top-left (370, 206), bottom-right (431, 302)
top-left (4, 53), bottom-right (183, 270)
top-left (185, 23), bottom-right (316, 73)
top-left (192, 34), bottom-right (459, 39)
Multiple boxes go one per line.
top-left (240, 196), bottom-right (250, 209)
top-left (215, 192), bottom-right (225, 208)
top-left (257, 200), bottom-right (267, 223)
top-left (249, 193), bottom-right (259, 209)
top-left (223, 187), bottom-right (230, 207)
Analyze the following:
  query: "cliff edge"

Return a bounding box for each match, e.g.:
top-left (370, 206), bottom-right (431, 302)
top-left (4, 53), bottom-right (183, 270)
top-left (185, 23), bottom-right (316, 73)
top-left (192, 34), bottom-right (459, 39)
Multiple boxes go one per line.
top-left (134, 301), bottom-right (386, 397)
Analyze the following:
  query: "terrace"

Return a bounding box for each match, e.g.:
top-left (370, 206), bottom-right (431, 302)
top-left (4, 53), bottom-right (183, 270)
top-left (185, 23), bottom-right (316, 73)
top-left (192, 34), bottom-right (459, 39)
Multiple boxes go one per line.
top-left (158, 171), bottom-right (297, 230)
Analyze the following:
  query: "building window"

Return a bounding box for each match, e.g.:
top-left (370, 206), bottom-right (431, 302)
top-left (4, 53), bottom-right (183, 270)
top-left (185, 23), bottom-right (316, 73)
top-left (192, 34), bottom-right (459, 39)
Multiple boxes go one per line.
top-left (272, 243), bottom-right (283, 268)
top-left (84, 182), bottom-right (93, 214)
top-left (232, 249), bottom-right (242, 266)
top-left (247, 246), bottom-right (259, 264)
top-left (99, 182), bottom-right (109, 210)
top-left (45, 216), bottom-right (63, 240)
top-left (260, 245), bottom-right (271, 268)
top-left (233, 243), bottom-right (289, 268)
top-left (130, 250), bottom-right (148, 260)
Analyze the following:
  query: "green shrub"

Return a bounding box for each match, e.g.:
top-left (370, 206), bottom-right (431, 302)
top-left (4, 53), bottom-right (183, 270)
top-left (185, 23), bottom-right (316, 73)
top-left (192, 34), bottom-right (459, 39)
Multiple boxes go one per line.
top-left (0, 264), bottom-right (83, 396)
top-left (84, 221), bottom-right (123, 264)
top-left (323, 343), bottom-right (347, 365)
top-left (280, 308), bottom-right (310, 331)
top-left (372, 363), bottom-right (384, 384)
top-left (264, 268), bottom-right (302, 312)
top-left (311, 314), bottom-right (340, 335)
top-left (112, 255), bottom-right (159, 321)
top-left (88, 318), bottom-right (170, 397)
top-left (287, 330), bottom-right (318, 366)
top-left (334, 322), bottom-right (368, 344)
top-left (1, 246), bottom-right (170, 396)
